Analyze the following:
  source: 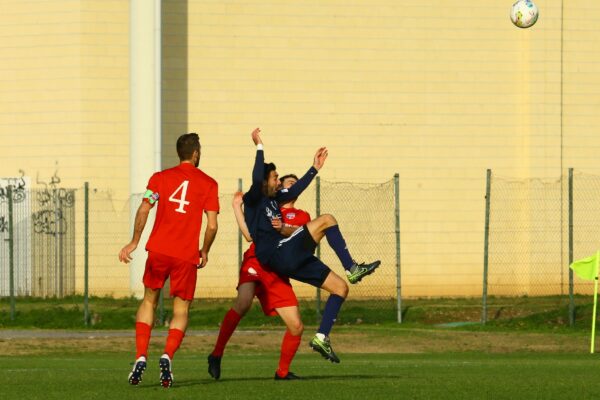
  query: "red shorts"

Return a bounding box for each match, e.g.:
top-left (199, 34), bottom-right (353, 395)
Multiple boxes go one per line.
top-left (143, 251), bottom-right (197, 301)
top-left (238, 249), bottom-right (298, 316)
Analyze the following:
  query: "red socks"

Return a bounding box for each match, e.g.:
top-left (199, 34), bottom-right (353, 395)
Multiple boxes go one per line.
top-left (164, 328), bottom-right (185, 359)
top-left (276, 330), bottom-right (302, 378)
top-left (135, 322), bottom-right (152, 359)
top-left (212, 308), bottom-right (242, 357)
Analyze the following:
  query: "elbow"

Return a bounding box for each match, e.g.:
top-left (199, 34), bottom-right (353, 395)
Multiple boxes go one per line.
top-left (207, 223), bottom-right (218, 232)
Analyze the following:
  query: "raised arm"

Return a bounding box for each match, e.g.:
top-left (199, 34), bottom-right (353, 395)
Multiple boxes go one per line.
top-left (242, 128), bottom-right (264, 205)
top-left (232, 191), bottom-right (252, 242)
top-left (276, 147), bottom-right (328, 204)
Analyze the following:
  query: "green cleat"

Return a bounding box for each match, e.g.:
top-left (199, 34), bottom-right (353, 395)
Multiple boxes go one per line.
top-left (309, 334), bottom-right (340, 363)
top-left (346, 260), bottom-right (381, 284)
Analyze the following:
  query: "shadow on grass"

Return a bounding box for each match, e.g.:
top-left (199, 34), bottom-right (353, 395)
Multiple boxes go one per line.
top-left (137, 374), bottom-right (393, 389)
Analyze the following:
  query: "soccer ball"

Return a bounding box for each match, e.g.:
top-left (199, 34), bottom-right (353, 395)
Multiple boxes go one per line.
top-left (510, 0), bottom-right (539, 29)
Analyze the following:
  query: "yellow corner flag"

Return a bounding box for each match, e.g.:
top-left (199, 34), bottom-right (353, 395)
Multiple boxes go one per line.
top-left (570, 254), bottom-right (600, 281)
top-left (570, 251), bottom-right (600, 354)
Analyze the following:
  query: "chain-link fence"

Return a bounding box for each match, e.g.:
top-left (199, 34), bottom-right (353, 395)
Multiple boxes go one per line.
top-left (1, 175), bottom-right (401, 325)
top-left (483, 169), bottom-right (600, 324)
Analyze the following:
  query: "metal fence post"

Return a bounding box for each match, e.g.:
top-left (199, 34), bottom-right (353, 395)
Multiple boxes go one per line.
top-left (54, 187), bottom-right (59, 296)
top-left (482, 169), bottom-right (492, 324)
top-left (84, 182), bottom-right (90, 326)
top-left (238, 178), bottom-right (243, 267)
top-left (315, 176), bottom-right (321, 316)
top-left (7, 186), bottom-right (16, 321)
top-left (568, 168), bottom-right (574, 326)
top-left (394, 174), bottom-right (401, 323)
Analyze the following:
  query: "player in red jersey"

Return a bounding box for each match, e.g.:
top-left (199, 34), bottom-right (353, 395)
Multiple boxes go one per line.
top-left (118, 133), bottom-right (219, 388)
top-left (208, 174), bottom-right (310, 380)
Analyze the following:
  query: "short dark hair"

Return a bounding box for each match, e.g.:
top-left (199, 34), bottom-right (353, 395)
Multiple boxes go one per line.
top-left (176, 133), bottom-right (200, 161)
top-left (279, 174), bottom-right (298, 183)
top-left (263, 163), bottom-right (276, 180)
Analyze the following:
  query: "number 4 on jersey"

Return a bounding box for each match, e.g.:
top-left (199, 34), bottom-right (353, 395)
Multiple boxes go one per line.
top-left (169, 181), bottom-right (190, 213)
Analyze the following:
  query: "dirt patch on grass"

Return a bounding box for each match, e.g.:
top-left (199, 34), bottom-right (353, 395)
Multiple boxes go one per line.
top-left (0, 328), bottom-right (588, 356)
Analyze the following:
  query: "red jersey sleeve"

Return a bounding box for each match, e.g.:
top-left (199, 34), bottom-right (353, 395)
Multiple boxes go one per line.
top-left (205, 180), bottom-right (220, 212)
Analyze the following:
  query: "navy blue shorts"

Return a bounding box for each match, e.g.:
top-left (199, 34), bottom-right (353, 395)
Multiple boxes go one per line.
top-left (267, 225), bottom-right (330, 287)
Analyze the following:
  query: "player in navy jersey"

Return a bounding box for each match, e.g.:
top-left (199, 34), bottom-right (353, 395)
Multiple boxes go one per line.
top-left (243, 128), bottom-right (380, 363)
top-left (208, 174), bottom-right (310, 380)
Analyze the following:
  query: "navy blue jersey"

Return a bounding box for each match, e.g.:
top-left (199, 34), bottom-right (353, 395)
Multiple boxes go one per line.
top-left (243, 149), bottom-right (318, 264)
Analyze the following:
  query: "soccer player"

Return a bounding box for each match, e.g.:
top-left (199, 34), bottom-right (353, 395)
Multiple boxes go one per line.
top-left (118, 133), bottom-right (219, 388)
top-left (244, 128), bottom-right (380, 363)
top-left (208, 174), bottom-right (310, 380)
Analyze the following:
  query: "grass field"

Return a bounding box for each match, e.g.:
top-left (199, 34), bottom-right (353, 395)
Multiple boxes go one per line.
top-left (3, 296), bottom-right (600, 399)
top-left (5, 351), bottom-right (600, 399)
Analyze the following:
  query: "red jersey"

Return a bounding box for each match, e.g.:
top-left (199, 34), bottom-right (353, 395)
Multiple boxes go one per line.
top-left (144, 163), bottom-right (219, 264)
top-left (280, 207), bottom-right (311, 227)
top-left (244, 206), bottom-right (311, 257)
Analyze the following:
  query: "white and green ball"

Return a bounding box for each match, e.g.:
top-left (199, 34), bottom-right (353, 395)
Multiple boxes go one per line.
top-left (510, 0), bottom-right (539, 29)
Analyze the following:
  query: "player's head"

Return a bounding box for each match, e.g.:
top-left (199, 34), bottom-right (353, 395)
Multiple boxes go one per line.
top-left (279, 174), bottom-right (299, 190)
top-left (263, 162), bottom-right (279, 197)
top-left (279, 174), bottom-right (299, 206)
top-left (177, 133), bottom-right (200, 167)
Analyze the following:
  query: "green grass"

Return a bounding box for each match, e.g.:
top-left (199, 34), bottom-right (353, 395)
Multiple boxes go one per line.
top-left (0, 295), bottom-right (596, 331)
top-left (5, 352), bottom-right (600, 400)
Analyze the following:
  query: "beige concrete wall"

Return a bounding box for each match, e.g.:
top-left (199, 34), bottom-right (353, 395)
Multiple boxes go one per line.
top-left (2, 0), bottom-right (600, 298)
top-left (185, 0), bottom-right (588, 297)
top-left (0, 0), bottom-right (130, 297)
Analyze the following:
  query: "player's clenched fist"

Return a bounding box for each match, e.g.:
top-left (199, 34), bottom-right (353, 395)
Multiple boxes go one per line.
top-left (251, 127), bottom-right (262, 145)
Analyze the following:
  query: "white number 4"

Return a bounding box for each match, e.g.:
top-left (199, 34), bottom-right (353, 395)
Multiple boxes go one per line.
top-left (169, 181), bottom-right (190, 213)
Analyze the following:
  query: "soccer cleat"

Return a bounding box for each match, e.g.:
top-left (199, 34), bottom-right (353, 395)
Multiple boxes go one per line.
top-left (159, 354), bottom-right (173, 388)
top-left (207, 354), bottom-right (222, 380)
top-left (128, 356), bottom-right (147, 385)
top-left (274, 371), bottom-right (302, 380)
top-left (309, 334), bottom-right (340, 363)
top-left (346, 260), bottom-right (381, 284)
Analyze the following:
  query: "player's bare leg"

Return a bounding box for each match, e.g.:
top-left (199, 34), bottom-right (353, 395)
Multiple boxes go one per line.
top-left (208, 282), bottom-right (256, 380)
top-left (306, 215), bottom-right (380, 284)
top-left (159, 296), bottom-right (191, 388)
top-left (128, 287), bottom-right (160, 385)
top-left (309, 272), bottom-right (348, 363)
top-left (274, 306), bottom-right (304, 380)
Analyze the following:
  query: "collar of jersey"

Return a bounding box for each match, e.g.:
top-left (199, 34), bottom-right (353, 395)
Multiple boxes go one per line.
top-left (178, 162), bottom-right (196, 169)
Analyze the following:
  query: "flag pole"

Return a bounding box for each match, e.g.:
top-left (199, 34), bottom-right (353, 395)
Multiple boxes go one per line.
top-left (591, 250), bottom-right (600, 354)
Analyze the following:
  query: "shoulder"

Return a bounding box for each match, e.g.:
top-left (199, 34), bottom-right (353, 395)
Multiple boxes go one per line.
top-left (195, 169), bottom-right (218, 186)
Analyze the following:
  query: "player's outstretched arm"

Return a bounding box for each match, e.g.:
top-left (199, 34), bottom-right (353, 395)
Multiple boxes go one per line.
top-left (199, 210), bottom-right (218, 268)
top-left (232, 191), bottom-right (252, 242)
top-left (243, 128), bottom-right (264, 205)
top-left (277, 147), bottom-right (328, 204)
top-left (118, 201), bottom-right (152, 263)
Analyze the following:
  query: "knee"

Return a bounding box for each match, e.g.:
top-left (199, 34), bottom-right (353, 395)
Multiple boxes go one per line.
top-left (143, 297), bottom-right (159, 310)
top-left (172, 306), bottom-right (189, 320)
top-left (334, 281), bottom-right (349, 299)
top-left (322, 214), bottom-right (337, 226)
top-left (289, 321), bottom-right (304, 337)
top-left (233, 299), bottom-right (252, 316)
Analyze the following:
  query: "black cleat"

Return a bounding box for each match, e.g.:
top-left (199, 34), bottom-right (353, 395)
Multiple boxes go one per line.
top-left (309, 334), bottom-right (340, 363)
top-left (207, 354), bottom-right (222, 380)
top-left (159, 354), bottom-right (173, 388)
top-left (347, 260), bottom-right (381, 284)
top-left (128, 356), bottom-right (147, 385)
top-left (275, 371), bottom-right (302, 380)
